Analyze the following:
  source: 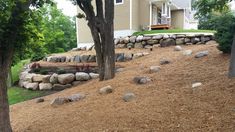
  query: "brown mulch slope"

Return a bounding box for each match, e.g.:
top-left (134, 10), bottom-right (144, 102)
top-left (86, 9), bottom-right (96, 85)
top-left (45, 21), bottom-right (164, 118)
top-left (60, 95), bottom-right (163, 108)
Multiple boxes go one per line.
top-left (11, 44), bottom-right (235, 132)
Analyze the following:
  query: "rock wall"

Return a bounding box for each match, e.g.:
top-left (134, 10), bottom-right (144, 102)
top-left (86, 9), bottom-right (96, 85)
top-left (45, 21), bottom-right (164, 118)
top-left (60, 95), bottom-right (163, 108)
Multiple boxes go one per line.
top-left (114, 34), bottom-right (214, 49)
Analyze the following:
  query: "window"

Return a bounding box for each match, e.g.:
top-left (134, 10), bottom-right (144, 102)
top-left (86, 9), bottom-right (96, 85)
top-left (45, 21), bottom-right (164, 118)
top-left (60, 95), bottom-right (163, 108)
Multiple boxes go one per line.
top-left (115, 0), bottom-right (124, 5)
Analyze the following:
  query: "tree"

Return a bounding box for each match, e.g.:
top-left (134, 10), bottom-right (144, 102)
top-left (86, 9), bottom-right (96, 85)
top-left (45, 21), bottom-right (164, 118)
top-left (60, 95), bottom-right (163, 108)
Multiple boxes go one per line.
top-left (71, 0), bottom-right (115, 81)
top-left (0, 0), bottom-right (51, 131)
top-left (194, 0), bottom-right (235, 77)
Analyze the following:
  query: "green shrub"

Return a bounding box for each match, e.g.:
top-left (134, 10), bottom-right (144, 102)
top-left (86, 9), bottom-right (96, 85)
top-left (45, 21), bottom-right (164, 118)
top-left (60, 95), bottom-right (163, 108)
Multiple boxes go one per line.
top-left (57, 69), bottom-right (66, 74)
top-left (39, 69), bottom-right (49, 75)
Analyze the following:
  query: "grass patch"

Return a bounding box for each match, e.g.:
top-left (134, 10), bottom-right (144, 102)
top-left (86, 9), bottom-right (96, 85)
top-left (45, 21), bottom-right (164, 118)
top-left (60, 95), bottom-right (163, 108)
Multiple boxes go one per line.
top-left (8, 87), bottom-right (51, 105)
top-left (133, 29), bottom-right (216, 36)
top-left (11, 59), bottom-right (30, 83)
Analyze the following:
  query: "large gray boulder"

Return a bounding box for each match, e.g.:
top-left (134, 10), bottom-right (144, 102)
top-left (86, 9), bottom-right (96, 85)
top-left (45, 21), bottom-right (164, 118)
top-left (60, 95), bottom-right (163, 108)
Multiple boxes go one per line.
top-left (99, 85), bottom-right (113, 95)
top-left (21, 73), bottom-right (35, 82)
top-left (163, 34), bottom-right (169, 39)
top-left (52, 84), bottom-right (72, 91)
top-left (39, 83), bottom-right (52, 90)
top-left (136, 35), bottom-right (144, 42)
top-left (58, 73), bottom-right (75, 84)
top-left (185, 38), bottom-right (191, 43)
top-left (123, 36), bottom-right (130, 44)
top-left (123, 93), bottom-right (136, 102)
top-left (32, 74), bottom-right (45, 82)
top-left (25, 82), bottom-right (39, 90)
top-left (191, 37), bottom-right (200, 44)
top-left (160, 38), bottom-right (176, 47)
top-left (50, 73), bottom-right (58, 84)
top-left (195, 51), bottom-right (209, 58)
top-left (75, 72), bottom-right (90, 81)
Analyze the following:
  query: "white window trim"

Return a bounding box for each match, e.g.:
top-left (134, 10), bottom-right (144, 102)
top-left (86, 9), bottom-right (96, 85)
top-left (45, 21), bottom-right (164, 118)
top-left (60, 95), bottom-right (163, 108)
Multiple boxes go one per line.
top-left (115, 0), bottom-right (124, 5)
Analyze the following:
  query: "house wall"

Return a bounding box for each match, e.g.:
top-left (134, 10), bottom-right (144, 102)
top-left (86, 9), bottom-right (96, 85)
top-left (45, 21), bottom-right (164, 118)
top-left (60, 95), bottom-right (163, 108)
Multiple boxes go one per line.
top-left (139, 0), bottom-right (150, 30)
top-left (114, 0), bottom-right (130, 30)
top-left (132, 0), bottom-right (140, 31)
top-left (171, 10), bottom-right (184, 29)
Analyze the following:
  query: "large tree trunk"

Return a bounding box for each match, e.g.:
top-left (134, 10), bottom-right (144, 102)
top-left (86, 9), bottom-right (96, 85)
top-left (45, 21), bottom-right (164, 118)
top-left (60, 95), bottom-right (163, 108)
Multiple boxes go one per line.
top-left (0, 48), bottom-right (13, 132)
top-left (228, 34), bottom-right (235, 78)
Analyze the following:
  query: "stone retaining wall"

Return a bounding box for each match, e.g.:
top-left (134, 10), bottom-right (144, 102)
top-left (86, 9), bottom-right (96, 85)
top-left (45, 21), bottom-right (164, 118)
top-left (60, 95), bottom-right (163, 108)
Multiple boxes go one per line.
top-left (114, 34), bottom-right (215, 49)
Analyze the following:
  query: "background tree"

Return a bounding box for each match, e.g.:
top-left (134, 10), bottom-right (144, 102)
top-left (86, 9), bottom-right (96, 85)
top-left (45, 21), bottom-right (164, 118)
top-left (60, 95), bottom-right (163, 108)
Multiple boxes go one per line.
top-left (194, 0), bottom-right (235, 77)
top-left (0, 0), bottom-right (52, 131)
top-left (71, 0), bottom-right (115, 81)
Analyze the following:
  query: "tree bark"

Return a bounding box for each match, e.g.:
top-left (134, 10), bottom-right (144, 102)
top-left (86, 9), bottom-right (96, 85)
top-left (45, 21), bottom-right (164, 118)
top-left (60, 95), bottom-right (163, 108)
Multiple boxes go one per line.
top-left (228, 34), bottom-right (235, 77)
top-left (0, 48), bottom-right (13, 132)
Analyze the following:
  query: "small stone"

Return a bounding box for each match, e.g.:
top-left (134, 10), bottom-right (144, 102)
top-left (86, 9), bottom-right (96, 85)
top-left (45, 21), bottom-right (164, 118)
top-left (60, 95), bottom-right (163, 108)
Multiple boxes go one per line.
top-left (195, 51), bottom-right (209, 58)
top-left (160, 58), bottom-right (171, 65)
top-left (183, 50), bottom-right (193, 56)
top-left (123, 93), bottom-right (136, 102)
top-left (150, 66), bottom-right (161, 73)
top-left (192, 82), bottom-right (202, 88)
top-left (51, 97), bottom-right (69, 106)
top-left (36, 98), bottom-right (44, 103)
top-left (174, 46), bottom-right (182, 51)
top-left (133, 77), bottom-right (152, 84)
top-left (67, 93), bottom-right (86, 102)
top-left (99, 85), bottom-right (113, 95)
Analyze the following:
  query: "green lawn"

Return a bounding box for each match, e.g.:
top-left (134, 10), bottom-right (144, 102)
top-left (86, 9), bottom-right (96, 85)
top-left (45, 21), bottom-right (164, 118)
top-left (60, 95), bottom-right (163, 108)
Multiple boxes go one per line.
top-left (133, 29), bottom-right (216, 36)
top-left (8, 87), bottom-right (51, 105)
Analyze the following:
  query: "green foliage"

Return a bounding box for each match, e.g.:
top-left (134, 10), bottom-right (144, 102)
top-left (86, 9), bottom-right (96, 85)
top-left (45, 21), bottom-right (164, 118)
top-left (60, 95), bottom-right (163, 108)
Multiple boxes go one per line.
top-left (39, 69), bottom-right (49, 75)
top-left (11, 59), bottom-right (30, 83)
top-left (57, 68), bottom-right (66, 74)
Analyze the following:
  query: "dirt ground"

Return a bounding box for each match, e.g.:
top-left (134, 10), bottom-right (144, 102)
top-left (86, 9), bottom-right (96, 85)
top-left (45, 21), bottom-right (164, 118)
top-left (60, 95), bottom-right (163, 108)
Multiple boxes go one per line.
top-left (11, 43), bottom-right (235, 132)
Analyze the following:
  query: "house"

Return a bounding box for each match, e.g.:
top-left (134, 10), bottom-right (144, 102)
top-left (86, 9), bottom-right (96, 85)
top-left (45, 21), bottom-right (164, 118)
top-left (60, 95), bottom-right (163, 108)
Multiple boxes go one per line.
top-left (76, 0), bottom-right (198, 47)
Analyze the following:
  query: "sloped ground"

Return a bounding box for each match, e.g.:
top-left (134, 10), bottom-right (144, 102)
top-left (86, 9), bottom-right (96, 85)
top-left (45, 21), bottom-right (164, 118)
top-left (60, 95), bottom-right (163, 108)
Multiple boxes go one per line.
top-left (11, 43), bottom-right (235, 132)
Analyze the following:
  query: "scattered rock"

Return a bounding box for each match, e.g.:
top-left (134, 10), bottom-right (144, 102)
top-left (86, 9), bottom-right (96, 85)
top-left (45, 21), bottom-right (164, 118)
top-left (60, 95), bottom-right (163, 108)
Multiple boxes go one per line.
top-left (174, 46), bottom-right (182, 51)
top-left (76, 72), bottom-right (90, 81)
top-left (195, 51), bottom-right (209, 58)
top-left (50, 73), bottom-right (58, 84)
top-left (89, 73), bottom-right (99, 79)
top-left (124, 53), bottom-right (133, 61)
top-left (192, 82), bottom-right (202, 88)
top-left (133, 77), bottom-right (152, 84)
top-left (150, 66), bottom-right (161, 73)
top-left (39, 83), bottom-right (52, 90)
top-left (67, 93), bottom-right (86, 102)
top-left (183, 50), bottom-right (193, 56)
top-left (36, 98), bottom-right (44, 103)
top-left (160, 58), bottom-right (171, 65)
top-left (51, 97), bottom-right (69, 106)
top-left (99, 85), bottom-right (113, 95)
top-left (133, 53), bottom-right (143, 59)
top-left (123, 93), bottom-right (136, 102)
top-left (58, 74), bottom-right (75, 85)
top-left (52, 84), bottom-right (72, 91)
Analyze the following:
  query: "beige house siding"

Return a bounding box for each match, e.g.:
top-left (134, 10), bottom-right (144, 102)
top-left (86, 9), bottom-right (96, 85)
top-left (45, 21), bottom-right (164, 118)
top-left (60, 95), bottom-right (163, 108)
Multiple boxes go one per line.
top-left (114, 0), bottom-right (130, 30)
top-left (139, 0), bottom-right (150, 30)
top-left (171, 10), bottom-right (184, 29)
top-left (132, 0), bottom-right (140, 31)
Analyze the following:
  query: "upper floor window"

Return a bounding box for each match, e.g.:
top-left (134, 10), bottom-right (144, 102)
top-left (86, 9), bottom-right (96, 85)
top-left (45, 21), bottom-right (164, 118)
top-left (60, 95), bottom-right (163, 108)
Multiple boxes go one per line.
top-left (115, 0), bottom-right (124, 5)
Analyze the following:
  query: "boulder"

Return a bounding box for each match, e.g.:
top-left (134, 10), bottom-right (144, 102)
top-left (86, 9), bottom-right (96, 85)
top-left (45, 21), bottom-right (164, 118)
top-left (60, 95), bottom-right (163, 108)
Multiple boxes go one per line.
top-left (74, 55), bottom-right (81, 63)
top-left (36, 98), bottom-right (44, 103)
top-left (114, 38), bottom-right (120, 45)
top-left (22, 73), bottom-right (35, 82)
top-left (116, 53), bottom-right (125, 62)
top-left (39, 83), bottom-right (52, 90)
top-left (32, 75), bottom-right (45, 82)
top-left (185, 38), bottom-right (191, 43)
top-left (183, 50), bottom-right (193, 56)
top-left (89, 73), bottom-right (99, 79)
top-left (88, 55), bottom-right (96, 62)
top-left (160, 58), bottom-right (171, 65)
top-left (116, 44), bottom-right (126, 48)
top-left (80, 55), bottom-right (90, 63)
top-left (25, 82), bottom-right (39, 90)
top-left (142, 36), bottom-right (152, 41)
top-left (75, 72), bottom-right (90, 81)
top-left (174, 46), bottom-right (183, 51)
top-left (176, 38), bottom-right (185, 45)
top-left (134, 43), bottom-right (143, 48)
top-left (123, 36), bottom-right (130, 44)
top-left (191, 37), bottom-right (200, 44)
top-left (141, 41), bottom-right (147, 45)
top-left (124, 53), bottom-right (133, 61)
top-left (123, 93), bottom-right (135, 102)
top-left (67, 93), bottom-right (86, 102)
top-left (150, 66), bottom-right (161, 73)
top-left (129, 36), bottom-right (137, 43)
top-left (52, 84), bottom-right (72, 91)
top-left (195, 51), bottom-right (209, 58)
top-left (201, 36), bottom-right (211, 43)
top-left (206, 40), bottom-right (217, 45)
top-left (42, 75), bottom-right (51, 83)
top-left (60, 56), bottom-right (66, 62)
top-left (58, 73), bottom-right (75, 84)
top-left (176, 34), bottom-right (186, 38)
top-left (133, 76), bottom-right (152, 84)
top-left (51, 97), bottom-right (69, 106)
top-left (163, 34), bottom-right (169, 39)
top-left (99, 85), bottom-right (113, 95)
top-left (50, 73), bottom-right (58, 84)
top-left (152, 35), bottom-right (163, 40)
top-left (147, 39), bottom-right (158, 45)
top-left (169, 34), bottom-right (177, 39)
top-left (160, 38), bottom-right (176, 47)
top-left (136, 35), bottom-right (144, 42)
top-left (127, 43), bottom-right (134, 48)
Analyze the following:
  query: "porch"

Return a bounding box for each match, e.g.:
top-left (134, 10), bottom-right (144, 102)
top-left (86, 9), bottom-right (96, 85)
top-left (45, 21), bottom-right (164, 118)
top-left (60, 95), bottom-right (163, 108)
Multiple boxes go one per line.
top-left (149, 0), bottom-right (180, 30)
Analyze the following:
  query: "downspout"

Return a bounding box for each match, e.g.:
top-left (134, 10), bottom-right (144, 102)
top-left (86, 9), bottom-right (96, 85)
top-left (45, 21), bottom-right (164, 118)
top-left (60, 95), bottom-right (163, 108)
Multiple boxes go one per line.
top-left (149, 1), bottom-right (152, 30)
top-left (130, 0), bottom-right (133, 30)
top-left (76, 6), bottom-right (80, 48)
